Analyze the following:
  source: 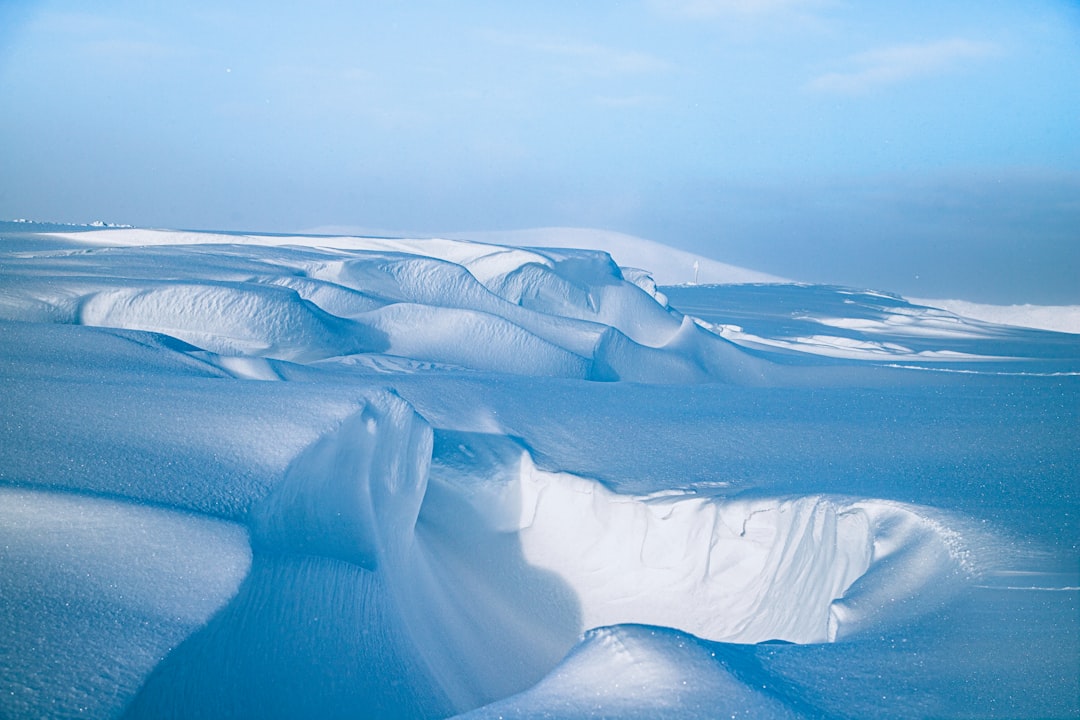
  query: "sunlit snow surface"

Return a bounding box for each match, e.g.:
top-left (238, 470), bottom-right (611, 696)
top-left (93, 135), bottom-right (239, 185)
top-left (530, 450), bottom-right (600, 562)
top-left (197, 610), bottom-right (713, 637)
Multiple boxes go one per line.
top-left (1, 223), bottom-right (1077, 719)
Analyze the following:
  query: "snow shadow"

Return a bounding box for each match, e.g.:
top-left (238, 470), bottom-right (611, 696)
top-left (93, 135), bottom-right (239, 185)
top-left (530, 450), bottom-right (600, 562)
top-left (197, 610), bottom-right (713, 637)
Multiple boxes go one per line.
top-left (122, 398), bottom-right (583, 719)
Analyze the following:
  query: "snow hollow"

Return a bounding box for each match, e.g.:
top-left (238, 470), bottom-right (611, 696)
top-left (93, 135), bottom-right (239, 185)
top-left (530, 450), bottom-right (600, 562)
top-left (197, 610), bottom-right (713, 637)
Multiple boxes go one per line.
top-left (0, 223), bottom-right (1077, 719)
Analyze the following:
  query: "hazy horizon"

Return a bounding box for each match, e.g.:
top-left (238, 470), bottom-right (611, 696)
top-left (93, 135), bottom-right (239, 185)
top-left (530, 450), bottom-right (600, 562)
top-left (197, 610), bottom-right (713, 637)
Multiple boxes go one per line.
top-left (2, 1), bottom-right (1078, 303)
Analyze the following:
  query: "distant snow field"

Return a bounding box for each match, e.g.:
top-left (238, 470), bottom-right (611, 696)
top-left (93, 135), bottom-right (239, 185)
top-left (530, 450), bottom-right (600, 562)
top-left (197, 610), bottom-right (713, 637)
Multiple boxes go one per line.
top-left (1, 224), bottom-right (1077, 719)
top-left (908, 297), bottom-right (1080, 335)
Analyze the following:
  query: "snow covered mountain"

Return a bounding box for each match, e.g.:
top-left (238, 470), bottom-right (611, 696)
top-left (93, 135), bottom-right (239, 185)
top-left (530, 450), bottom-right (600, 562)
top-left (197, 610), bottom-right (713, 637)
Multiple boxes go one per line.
top-left (1, 224), bottom-right (1077, 719)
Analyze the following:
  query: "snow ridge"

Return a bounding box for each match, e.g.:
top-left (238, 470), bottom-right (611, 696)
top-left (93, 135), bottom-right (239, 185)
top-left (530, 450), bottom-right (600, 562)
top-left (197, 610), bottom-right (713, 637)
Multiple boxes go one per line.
top-left (11, 230), bottom-right (772, 383)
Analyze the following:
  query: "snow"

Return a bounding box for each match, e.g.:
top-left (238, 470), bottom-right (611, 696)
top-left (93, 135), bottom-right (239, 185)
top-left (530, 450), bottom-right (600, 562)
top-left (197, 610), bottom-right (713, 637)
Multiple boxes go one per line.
top-left (0, 224), bottom-right (1077, 719)
top-left (909, 297), bottom-right (1080, 335)
top-left (454, 226), bottom-right (789, 286)
top-left (0, 486), bottom-right (250, 720)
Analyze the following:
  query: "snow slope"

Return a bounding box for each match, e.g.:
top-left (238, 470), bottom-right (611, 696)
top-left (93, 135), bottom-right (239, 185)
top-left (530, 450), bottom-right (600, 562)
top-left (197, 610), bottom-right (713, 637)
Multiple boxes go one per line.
top-left (0, 224), bottom-right (1077, 719)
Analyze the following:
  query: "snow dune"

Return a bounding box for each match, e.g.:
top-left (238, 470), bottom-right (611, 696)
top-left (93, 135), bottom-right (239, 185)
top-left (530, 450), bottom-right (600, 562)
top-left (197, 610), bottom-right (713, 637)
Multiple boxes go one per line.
top-left (0, 225), bottom-right (1076, 718)
top-left (11, 231), bottom-right (773, 383)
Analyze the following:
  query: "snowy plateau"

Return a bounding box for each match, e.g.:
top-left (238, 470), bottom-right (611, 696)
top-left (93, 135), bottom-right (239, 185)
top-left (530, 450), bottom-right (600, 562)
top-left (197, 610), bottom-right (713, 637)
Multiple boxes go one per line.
top-left (0, 223), bottom-right (1077, 719)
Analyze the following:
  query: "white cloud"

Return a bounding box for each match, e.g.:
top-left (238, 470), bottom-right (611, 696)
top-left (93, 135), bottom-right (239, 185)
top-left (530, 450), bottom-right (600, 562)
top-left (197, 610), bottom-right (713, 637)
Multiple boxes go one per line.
top-left (806, 38), bottom-right (999, 94)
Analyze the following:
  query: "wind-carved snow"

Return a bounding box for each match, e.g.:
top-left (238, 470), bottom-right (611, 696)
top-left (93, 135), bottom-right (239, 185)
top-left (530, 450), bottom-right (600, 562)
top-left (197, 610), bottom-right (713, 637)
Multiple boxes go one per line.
top-left (111, 393), bottom-right (975, 716)
top-left (423, 432), bottom-right (974, 651)
top-left (0, 226), bottom-right (1076, 719)
top-left (249, 392), bottom-right (433, 569)
top-left (2, 234), bottom-right (774, 383)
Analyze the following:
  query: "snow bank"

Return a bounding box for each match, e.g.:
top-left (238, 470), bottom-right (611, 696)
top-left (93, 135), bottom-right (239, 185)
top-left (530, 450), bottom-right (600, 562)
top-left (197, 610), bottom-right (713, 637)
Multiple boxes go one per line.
top-left (42, 385), bottom-right (974, 716)
top-left (0, 353), bottom-right (375, 518)
top-left (11, 229), bottom-right (771, 383)
top-left (518, 467), bottom-right (871, 644)
top-left (78, 282), bottom-right (376, 362)
top-left (123, 553), bottom-right (455, 720)
top-left (250, 392), bottom-right (433, 569)
top-left (419, 434), bottom-right (974, 649)
top-left (27, 228), bottom-right (1069, 381)
top-left (454, 625), bottom-right (804, 720)
top-left (0, 486), bottom-right (250, 720)
top-left (1, 225), bottom-right (1075, 719)
top-left (359, 303), bottom-right (595, 378)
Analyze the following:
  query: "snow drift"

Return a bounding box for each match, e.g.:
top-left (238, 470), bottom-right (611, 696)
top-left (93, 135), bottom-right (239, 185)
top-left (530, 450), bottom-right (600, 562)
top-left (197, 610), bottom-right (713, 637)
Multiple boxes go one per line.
top-left (0, 224), bottom-right (1076, 719)
top-left (2, 233), bottom-right (770, 383)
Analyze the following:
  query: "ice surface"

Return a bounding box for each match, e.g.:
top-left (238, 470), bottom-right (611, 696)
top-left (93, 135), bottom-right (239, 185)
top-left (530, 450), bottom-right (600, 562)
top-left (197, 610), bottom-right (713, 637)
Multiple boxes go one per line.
top-left (0, 226), bottom-right (1076, 718)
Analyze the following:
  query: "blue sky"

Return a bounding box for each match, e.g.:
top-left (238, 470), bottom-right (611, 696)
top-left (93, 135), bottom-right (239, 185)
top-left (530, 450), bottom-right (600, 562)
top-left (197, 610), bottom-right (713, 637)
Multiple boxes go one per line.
top-left (1, 1), bottom-right (1078, 302)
